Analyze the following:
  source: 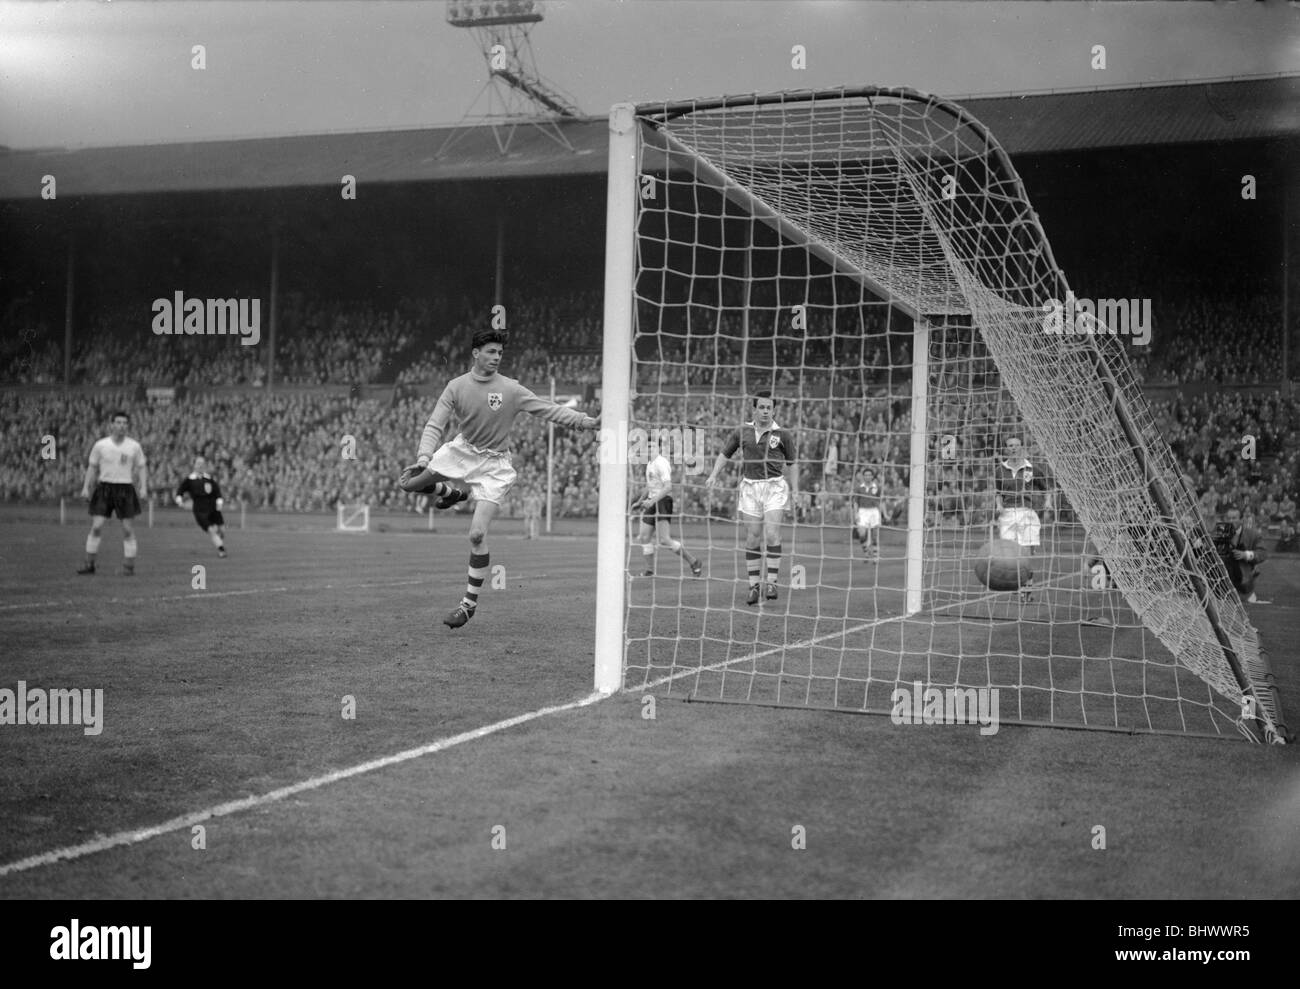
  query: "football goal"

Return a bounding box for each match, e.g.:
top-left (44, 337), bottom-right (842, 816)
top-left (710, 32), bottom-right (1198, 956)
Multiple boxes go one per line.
top-left (593, 87), bottom-right (1288, 743)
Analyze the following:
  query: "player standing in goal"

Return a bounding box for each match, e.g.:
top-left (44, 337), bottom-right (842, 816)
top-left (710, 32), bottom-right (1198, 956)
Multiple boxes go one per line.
top-left (632, 447), bottom-right (703, 577)
top-left (851, 466), bottom-right (884, 559)
top-left (398, 329), bottom-right (599, 628)
top-left (77, 410), bottom-right (148, 576)
top-left (705, 391), bottom-right (799, 606)
top-left (175, 455), bottom-right (228, 558)
top-left (994, 435), bottom-right (1042, 601)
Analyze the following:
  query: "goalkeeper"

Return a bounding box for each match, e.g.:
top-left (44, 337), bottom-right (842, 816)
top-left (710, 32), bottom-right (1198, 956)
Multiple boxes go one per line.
top-left (399, 329), bottom-right (599, 628)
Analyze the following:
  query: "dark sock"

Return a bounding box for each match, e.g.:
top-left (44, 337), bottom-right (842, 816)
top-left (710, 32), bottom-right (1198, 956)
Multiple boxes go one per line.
top-left (745, 548), bottom-right (762, 587)
top-left (766, 545), bottom-right (781, 584)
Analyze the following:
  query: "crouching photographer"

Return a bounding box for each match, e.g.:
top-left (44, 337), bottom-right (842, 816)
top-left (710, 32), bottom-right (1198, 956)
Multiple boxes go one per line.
top-left (1213, 507), bottom-right (1268, 603)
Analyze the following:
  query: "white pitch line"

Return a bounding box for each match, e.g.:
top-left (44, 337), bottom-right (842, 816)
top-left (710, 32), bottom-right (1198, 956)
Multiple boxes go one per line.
top-left (0, 576), bottom-right (572, 613)
top-left (0, 578), bottom-right (428, 612)
top-left (0, 690), bottom-right (609, 878)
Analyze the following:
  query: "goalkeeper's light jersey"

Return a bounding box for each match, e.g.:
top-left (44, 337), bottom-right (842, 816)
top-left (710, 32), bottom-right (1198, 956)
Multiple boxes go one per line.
top-left (722, 421), bottom-right (796, 480)
top-left (419, 371), bottom-right (587, 456)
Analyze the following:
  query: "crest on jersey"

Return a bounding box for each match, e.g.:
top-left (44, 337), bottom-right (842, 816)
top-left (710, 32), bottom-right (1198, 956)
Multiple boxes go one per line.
top-left (203, 482), bottom-right (212, 495)
top-left (1021, 467), bottom-right (1034, 483)
top-left (488, 392), bottom-right (503, 411)
top-left (768, 434), bottom-right (780, 450)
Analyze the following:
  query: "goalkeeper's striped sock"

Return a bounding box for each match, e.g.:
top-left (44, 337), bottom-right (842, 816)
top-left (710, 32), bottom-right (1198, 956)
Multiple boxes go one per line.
top-left (765, 545), bottom-right (781, 584)
top-left (462, 552), bottom-right (489, 610)
top-left (745, 548), bottom-right (762, 587)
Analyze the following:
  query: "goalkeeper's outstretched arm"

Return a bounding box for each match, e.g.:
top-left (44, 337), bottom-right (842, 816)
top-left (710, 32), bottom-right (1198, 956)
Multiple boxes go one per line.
top-left (518, 389), bottom-right (599, 430)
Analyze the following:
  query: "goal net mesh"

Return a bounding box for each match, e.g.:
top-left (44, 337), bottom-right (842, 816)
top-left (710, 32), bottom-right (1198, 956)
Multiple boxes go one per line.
top-left (619, 88), bottom-right (1284, 742)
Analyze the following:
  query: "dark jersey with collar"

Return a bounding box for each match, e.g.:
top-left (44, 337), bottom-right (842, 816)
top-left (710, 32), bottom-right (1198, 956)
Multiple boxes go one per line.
top-left (995, 458), bottom-right (1038, 510)
top-left (177, 473), bottom-right (222, 512)
top-left (722, 422), bottom-right (796, 481)
top-left (852, 477), bottom-right (883, 509)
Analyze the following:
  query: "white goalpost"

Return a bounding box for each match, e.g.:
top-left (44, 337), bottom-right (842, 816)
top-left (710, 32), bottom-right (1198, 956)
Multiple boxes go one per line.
top-left (594, 88), bottom-right (1288, 743)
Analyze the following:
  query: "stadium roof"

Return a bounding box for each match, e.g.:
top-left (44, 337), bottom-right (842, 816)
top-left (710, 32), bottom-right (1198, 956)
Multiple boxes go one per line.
top-left (1, 75), bottom-right (1296, 201)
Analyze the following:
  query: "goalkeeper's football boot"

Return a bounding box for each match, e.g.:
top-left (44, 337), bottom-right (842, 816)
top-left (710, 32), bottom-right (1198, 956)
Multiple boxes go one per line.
top-left (75, 561), bottom-right (95, 575)
top-left (443, 602), bottom-right (475, 628)
top-left (690, 560), bottom-right (703, 577)
top-left (746, 584), bottom-right (761, 606)
top-left (642, 569), bottom-right (655, 577)
top-left (765, 582), bottom-right (779, 601)
top-left (435, 486), bottom-right (470, 510)
top-left (122, 562), bottom-right (135, 576)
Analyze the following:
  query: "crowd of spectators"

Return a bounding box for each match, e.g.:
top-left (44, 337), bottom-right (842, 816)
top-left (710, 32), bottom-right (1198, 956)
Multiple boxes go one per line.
top-left (1, 296), bottom-right (416, 387)
top-left (1, 278), bottom-right (1296, 548)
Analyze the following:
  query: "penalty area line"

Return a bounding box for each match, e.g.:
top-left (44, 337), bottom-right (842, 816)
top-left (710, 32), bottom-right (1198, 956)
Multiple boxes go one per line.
top-left (0, 690), bottom-right (609, 879)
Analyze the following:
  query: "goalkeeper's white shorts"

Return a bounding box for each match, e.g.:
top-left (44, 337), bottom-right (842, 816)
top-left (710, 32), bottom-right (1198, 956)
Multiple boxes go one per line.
top-left (738, 476), bottom-right (789, 518)
top-left (856, 507), bottom-right (882, 530)
top-left (428, 434), bottom-right (517, 505)
top-left (999, 507), bottom-right (1041, 547)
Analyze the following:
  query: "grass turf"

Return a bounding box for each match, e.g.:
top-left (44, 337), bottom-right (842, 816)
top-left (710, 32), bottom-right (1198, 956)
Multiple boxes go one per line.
top-left (1, 504), bottom-right (1297, 898)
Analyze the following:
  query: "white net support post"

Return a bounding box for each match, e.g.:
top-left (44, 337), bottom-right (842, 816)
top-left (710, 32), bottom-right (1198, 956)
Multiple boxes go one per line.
top-left (593, 102), bottom-right (638, 696)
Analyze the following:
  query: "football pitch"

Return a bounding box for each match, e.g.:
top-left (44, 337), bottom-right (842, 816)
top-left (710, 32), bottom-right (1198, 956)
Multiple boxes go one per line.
top-left (1, 503), bottom-right (1298, 899)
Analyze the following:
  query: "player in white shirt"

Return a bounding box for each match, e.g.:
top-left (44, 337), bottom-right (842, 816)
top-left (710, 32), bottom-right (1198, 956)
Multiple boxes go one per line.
top-left (632, 450), bottom-right (702, 577)
top-left (77, 410), bottom-right (148, 576)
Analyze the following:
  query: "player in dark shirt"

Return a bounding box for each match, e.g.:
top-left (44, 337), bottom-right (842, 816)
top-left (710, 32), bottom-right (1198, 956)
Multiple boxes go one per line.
top-left (994, 436), bottom-right (1042, 553)
top-left (851, 467), bottom-right (884, 558)
top-left (705, 390), bottom-right (800, 605)
top-left (175, 456), bottom-right (228, 557)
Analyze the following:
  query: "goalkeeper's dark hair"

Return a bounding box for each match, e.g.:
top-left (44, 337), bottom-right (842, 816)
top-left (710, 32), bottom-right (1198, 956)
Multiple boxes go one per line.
top-left (110, 410), bottom-right (129, 422)
top-left (471, 328), bottom-right (508, 350)
top-left (751, 389), bottom-right (774, 407)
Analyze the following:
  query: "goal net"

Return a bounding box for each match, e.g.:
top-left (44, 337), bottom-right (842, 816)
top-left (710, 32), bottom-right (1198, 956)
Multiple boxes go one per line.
top-left (593, 88), bottom-right (1288, 743)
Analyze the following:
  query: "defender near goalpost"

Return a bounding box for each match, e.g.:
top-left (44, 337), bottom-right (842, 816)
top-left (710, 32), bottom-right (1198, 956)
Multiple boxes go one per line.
top-left (593, 88), bottom-right (1287, 743)
top-left (704, 390), bottom-right (799, 605)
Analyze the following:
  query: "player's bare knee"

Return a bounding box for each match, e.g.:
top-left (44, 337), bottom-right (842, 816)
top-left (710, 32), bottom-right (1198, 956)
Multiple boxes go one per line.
top-left (469, 526), bottom-right (485, 548)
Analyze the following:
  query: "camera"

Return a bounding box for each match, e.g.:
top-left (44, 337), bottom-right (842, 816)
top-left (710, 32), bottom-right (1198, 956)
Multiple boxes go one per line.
top-left (1212, 521), bottom-right (1236, 557)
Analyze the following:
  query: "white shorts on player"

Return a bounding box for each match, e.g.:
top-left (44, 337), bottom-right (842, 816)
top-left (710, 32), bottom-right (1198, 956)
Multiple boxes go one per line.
top-left (738, 477), bottom-right (790, 518)
top-left (999, 507), bottom-right (1041, 548)
top-left (856, 507), bottom-right (882, 530)
top-left (426, 433), bottom-right (518, 505)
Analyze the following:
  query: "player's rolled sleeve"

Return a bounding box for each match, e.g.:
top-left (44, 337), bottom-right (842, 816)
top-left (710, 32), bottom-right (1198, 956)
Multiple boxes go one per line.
top-left (518, 388), bottom-right (587, 428)
top-left (721, 431), bottom-right (741, 459)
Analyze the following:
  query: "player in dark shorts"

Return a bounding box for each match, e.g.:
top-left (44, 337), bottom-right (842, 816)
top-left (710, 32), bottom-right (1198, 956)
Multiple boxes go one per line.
top-left (632, 451), bottom-right (702, 577)
top-left (175, 456), bottom-right (228, 557)
top-left (78, 410), bottom-right (148, 576)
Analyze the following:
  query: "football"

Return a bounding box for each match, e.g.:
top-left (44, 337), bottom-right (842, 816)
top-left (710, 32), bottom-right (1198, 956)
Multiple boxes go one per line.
top-left (972, 538), bottom-right (1032, 591)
